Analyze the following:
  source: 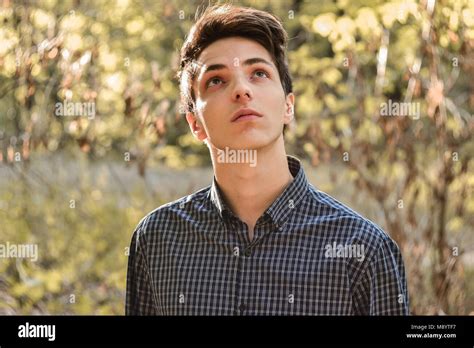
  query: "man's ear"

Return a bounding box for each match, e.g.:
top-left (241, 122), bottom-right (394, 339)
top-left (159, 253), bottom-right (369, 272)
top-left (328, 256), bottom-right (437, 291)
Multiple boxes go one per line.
top-left (283, 93), bottom-right (295, 125)
top-left (185, 112), bottom-right (208, 142)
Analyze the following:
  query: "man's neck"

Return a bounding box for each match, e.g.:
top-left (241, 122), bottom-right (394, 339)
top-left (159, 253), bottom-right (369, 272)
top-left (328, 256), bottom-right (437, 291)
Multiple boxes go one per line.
top-left (210, 136), bottom-right (294, 240)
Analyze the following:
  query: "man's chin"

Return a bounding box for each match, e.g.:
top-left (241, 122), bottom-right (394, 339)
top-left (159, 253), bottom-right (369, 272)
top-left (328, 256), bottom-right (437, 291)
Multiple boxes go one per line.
top-left (217, 139), bottom-right (267, 151)
top-left (210, 130), bottom-right (282, 151)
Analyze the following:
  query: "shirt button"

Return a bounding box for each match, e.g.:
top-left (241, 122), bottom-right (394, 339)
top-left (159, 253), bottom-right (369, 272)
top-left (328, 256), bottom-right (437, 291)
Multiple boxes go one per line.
top-left (244, 248), bottom-right (252, 257)
top-left (239, 303), bottom-right (247, 312)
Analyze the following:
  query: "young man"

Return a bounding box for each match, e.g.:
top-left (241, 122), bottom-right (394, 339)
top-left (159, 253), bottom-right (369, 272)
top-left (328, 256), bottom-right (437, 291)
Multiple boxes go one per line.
top-left (126, 4), bottom-right (410, 315)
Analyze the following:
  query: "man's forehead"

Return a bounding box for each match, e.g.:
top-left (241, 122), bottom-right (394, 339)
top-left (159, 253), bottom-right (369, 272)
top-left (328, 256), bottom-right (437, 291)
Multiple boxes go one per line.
top-left (194, 39), bottom-right (274, 72)
top-left (200, 37), bottom-right (268, 62)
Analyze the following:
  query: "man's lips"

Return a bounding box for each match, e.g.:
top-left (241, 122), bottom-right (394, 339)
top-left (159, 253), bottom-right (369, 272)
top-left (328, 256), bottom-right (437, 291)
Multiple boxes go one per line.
top-left (233, 115), bottom-right (261, 122)
top-left (231, 108), bottom-right (263, 122)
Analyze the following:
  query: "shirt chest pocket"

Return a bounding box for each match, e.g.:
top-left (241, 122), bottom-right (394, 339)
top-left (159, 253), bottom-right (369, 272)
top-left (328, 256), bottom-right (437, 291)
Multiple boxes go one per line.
top-left (151, 244), bottom-right (238, 315)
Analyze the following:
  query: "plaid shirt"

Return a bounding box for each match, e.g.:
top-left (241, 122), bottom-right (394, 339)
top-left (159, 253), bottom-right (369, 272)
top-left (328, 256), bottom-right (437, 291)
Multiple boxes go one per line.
top-left (126, 156), bottom-right (409, 315)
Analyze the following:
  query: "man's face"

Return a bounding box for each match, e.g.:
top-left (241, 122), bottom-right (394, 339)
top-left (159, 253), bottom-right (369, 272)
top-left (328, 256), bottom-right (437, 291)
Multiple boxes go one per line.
top-left (186, 36), bottom-right (294, 151)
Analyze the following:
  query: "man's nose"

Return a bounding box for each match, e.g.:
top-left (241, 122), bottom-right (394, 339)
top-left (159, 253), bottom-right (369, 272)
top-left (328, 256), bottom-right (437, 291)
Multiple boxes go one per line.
top-left (231, 76), bottom-right (252, 102)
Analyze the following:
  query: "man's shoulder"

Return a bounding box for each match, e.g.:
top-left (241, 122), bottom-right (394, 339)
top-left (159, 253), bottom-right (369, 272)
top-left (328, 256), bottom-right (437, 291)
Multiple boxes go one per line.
top-left (156, 185), bottom-right (211, 212)
top-left (305, 186), bottom-right (404, 273)
top-left (132, 185), bottom-right (212, 239)
top-left (305, 185), bottom-right (393, 248)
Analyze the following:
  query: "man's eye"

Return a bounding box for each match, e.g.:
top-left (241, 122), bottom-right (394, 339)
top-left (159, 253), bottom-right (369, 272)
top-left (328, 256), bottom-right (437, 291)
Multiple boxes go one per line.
top-left (206, 77), bottom-right (223, 88)
top-left (205, 71), bottom-right (267, 89)
top-left (253, 70), bottom-right (269, 78)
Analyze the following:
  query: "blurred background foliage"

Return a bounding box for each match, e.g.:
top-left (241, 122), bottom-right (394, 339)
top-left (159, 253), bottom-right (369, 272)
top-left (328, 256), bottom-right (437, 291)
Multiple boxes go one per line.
top-left (0, 0), bottom-right (473, 314)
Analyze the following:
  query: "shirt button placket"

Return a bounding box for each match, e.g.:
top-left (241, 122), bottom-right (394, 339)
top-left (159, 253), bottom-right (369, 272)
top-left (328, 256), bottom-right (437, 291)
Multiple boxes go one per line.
top-left (235, 221), bottom-right (251, 316)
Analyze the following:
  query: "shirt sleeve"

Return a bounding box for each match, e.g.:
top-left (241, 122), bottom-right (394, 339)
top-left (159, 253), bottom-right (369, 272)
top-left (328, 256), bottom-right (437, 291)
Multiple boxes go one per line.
top-left (125, 223), bottom-right (159, 315)
top-left (352, 236), bottom-right (410, 315)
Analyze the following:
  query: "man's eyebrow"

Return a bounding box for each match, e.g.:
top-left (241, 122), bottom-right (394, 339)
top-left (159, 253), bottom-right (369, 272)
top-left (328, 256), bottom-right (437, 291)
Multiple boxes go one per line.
top-left (202, 57), bottom-right (274, 75)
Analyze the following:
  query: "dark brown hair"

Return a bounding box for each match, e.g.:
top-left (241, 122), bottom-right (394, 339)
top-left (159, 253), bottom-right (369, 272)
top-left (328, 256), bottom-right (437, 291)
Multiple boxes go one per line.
top-left (177, 4), bottom-right (293, 114)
